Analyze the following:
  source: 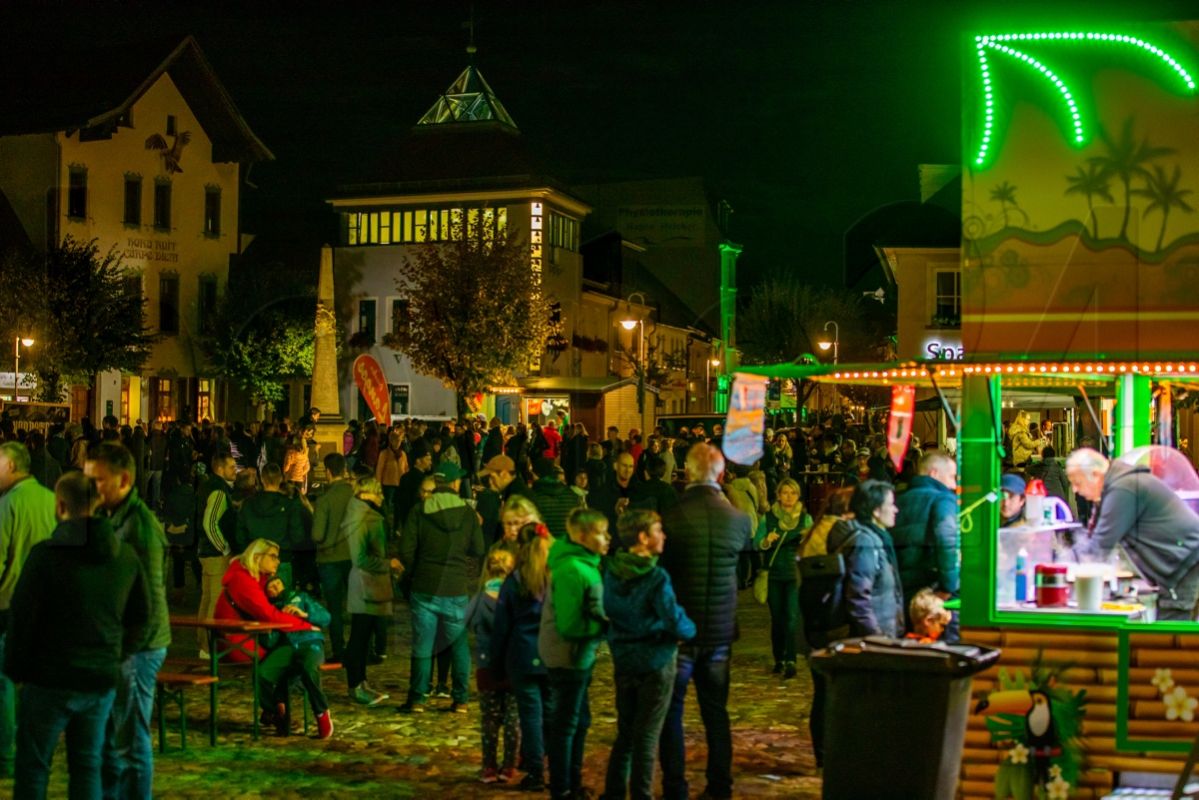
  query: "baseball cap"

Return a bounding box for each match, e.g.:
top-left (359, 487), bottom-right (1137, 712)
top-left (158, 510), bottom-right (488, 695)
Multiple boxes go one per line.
top-left (433, 461), bottom-right (468, 481)
top-left (479, 454), bottom-right (516, 475)
top-left (1000, 473), bottom-right (1027, 496)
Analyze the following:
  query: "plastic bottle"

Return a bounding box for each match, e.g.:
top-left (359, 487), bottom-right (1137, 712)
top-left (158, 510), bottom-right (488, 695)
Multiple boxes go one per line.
top-left (1015, 548), bottom-right (1029, 602)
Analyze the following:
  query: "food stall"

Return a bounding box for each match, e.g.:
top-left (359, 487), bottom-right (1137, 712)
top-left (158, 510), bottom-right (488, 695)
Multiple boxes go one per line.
top-left (742, 358), bottom-right (1199, 798)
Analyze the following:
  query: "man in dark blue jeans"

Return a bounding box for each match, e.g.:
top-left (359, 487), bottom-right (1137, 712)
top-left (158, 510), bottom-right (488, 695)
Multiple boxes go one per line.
top-left (658, 444), bottom-right (753, 800)
top-left (6, 471), bottom-right (149, 799)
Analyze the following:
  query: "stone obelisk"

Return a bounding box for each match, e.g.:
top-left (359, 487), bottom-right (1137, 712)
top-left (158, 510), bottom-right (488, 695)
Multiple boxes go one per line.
top-left (310, 244), bottom-right (343, 483)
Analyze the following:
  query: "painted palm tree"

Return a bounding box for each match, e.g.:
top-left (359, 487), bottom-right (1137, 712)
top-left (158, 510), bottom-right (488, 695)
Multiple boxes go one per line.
top-left (990, 181), bottom-right (1019, 228)
top-left (1088, 117), bottom-right (1174, 241)
top-left (1064, 163), bottom-right (1115, 238)
top-left (1132, 164), bottom-right (1194, 252)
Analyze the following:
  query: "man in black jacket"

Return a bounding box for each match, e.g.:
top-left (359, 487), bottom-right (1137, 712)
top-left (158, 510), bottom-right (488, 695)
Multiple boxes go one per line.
top-left (527, 457), bottom-right (583, 539)
top-left (7, 472), bottom-right (148, 798)
top-left (658, 443), bottom-right (753, 800)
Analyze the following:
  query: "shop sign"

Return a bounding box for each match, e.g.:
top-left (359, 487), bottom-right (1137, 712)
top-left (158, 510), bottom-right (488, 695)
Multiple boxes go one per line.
top-left (925, 338), bottom-right (965, 360)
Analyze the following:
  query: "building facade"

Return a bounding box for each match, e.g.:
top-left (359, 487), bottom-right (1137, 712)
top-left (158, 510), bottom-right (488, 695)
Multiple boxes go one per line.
top-left (0, 37), bottom-right (271, 422)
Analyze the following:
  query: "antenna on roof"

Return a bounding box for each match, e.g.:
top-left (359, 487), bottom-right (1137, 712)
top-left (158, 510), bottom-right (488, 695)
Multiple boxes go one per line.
top-left (464, 3), bottom-right (477, 64)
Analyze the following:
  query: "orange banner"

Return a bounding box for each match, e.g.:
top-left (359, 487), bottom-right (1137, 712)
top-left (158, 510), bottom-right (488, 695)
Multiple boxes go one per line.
top-left (887, 384), bottom-right (915, 472)
top-left (352, 354), bottom-right (390, 424)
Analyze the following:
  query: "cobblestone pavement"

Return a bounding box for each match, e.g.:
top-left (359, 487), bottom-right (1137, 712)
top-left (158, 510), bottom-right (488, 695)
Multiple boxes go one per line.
top-left (10, 586), bottom-right (821, 799)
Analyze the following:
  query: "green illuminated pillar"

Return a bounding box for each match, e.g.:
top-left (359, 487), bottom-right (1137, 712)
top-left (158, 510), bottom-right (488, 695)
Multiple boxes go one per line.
top-left (716, 241), bottom-right (741, 414)
top-left (1113, 374), bottom-right (1151, 456)
top-left (959, 373), bottom-right (1001, 627)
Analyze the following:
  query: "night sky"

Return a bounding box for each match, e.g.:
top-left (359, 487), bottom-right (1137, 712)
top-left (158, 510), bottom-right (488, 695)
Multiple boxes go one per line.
top-left (3, 0), bottom-right (1196, 288)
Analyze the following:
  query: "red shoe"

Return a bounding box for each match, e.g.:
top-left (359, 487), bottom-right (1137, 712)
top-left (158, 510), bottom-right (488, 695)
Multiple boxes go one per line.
top-left (499, 767), bottom-right (517, 783)
top-left (316, 710), bottom-right (334, 740)
top-left (479, 768), bottom-right (500, 784)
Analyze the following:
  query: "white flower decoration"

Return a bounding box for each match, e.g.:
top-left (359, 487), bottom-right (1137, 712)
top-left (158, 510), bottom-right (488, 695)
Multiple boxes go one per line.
top-left (1048, 764), bottom-right (1063, 780)
top-left (1165, 686), bottom-right (1198, 722)
top-left (1007, 743), bottom-right (1029, 764)
top-left (1152, 668), bottom-right (1176, 694)
top-left (1046, 776), bottom-right (1071, 800)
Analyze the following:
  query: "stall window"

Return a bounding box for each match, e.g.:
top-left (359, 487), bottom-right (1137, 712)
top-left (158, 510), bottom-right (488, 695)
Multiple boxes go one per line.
top-left (390, 384), bottom-right (410, 417)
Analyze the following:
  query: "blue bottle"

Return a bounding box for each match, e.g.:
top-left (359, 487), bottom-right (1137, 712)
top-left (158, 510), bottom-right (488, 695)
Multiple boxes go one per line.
top-left (1015, 548), bottom-right (1029, 603)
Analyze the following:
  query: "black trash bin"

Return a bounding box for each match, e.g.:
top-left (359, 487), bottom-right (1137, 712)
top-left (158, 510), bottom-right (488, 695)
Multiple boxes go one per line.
top-left (811, 636), bottom-right (1001, 800)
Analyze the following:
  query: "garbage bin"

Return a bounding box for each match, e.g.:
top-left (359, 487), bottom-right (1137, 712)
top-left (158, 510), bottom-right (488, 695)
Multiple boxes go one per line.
top-left (811, 636), bottom-right (1001, 800)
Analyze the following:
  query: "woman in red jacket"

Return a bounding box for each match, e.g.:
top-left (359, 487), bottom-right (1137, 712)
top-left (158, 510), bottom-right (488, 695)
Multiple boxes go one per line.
top-left (216, 538), bottom-right (319, 734)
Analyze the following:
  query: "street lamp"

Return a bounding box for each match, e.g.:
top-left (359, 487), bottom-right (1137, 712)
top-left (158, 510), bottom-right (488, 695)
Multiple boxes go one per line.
top-left (706, 357), bottom-right (721, 412)
top-left (817, 320), bottom-right (839, 364)
top-left (12, 335), bottom-right (34, 401)
top-left (621, 292), bottom-right (649, 413)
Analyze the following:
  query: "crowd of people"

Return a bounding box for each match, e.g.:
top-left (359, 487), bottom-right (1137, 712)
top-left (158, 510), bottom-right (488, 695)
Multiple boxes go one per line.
top-left (0, 407), bottom-right (974, 800)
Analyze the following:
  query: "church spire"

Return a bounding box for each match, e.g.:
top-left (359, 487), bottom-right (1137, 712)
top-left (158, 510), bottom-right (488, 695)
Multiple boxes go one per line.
top-left (416, 11), bottom-right (516, 129)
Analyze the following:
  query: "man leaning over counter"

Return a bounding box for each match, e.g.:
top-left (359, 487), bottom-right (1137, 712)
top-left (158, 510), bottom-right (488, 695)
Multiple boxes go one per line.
top-left (1067, 448), bottom-right (1199, 621)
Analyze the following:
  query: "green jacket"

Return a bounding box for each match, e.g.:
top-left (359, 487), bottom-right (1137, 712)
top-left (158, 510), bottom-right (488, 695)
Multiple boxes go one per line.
top-left (312, 480), bottom-right (355, 563)
top-left (537, 538), bottom-right (606, 670)
top-left (0, 476), bottom-right (57, 615)
top-left (108, 487), bottom-right (171, 651)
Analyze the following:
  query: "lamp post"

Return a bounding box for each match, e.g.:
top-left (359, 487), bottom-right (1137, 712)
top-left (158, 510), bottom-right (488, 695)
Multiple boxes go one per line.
top-left (621, 292), bottom-right (649, 413)
top-left (706, 357), bottom-right (721, 412)
top-left (12, 335), bottom-right (34, 401)
top-left (817, 320), bottom-right (839, 364)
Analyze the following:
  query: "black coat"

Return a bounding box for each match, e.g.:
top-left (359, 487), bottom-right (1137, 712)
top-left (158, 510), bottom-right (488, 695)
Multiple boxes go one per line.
top-left (659, 484), bottom-right (753, 647)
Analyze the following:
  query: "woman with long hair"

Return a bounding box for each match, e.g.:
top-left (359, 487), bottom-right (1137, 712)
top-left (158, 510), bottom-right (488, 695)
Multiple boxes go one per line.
top-left (493, 495), bottom-right (543, 557)
top-left (489, 521), bottom-right (554, 792)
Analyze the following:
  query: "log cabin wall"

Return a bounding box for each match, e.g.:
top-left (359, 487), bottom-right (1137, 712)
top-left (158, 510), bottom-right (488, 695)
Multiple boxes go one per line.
top-left (960, 627), bottom-right (1193, 799)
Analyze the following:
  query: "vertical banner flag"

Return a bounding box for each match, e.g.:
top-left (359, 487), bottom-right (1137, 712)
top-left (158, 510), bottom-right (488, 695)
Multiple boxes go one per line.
top-left (722, 372), bottom-right (768, 466)
top-left (353, 354), bottom-right (390, 424)
top-left (887, 384), bottom-right (916, 472)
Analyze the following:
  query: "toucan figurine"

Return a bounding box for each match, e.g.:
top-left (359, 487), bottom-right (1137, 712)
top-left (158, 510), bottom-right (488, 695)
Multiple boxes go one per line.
top-left (976, 688), bottom-right (1061, 786)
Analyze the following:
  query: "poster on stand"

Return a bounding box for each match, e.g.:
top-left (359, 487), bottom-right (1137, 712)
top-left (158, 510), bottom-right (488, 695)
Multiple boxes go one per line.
top-left (722, 372), bottom-right (767, 465)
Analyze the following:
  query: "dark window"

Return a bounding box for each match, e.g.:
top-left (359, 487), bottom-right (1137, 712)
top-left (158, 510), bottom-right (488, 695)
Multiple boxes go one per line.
top-left (122, 275), bottom-right (141, 302)
top-left (390, 298), bottom-right (410, 335)
top-left (159, 274), bottom-right (179, 334)
top-left (358, 299), bottom-right (377, 338)
top-left (390, 384), bottom-right (410, 416)
top-left (203, 187), bottom-right (220, 236)
top-left (166, 115), bottom-right (176, 136)
top-left (198, 275), bottom-right (218, 334)
top-left (67, 167), bottom-right (87, 219)
top-left (123, 176), bottom-right (141, 225)
top-left (934, 271), bottom-right (961, 320)
top-left (153, 181), bottom-right (171, 230)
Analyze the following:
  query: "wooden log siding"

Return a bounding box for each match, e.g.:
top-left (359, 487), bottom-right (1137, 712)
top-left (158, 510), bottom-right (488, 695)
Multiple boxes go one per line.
top-left (959, 626), bottom-right (1193, 798)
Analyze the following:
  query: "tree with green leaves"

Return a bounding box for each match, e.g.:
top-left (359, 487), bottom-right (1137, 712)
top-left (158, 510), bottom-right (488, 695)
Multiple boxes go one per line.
top-left (0, 236), bottom-right (156, 401)
top-left (198, 272), bottom-right (316, 416)
top-left (1089, 117), bottom-right (1174, 241)
top-left (1064, 163), bottom-right (1115, 238)
top-left (1132, 163), bottom-right (1194, 252)
top-left (383, 229), bottom-right (551, 416)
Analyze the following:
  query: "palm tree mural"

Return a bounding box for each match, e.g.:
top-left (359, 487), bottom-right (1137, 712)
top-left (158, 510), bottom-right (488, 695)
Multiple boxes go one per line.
top-left (1088, 117), bottom-right (1174, 241)
top-left (990, 181), bottom-right (1022, 228)
top-left (1132, 164), bottom-right (1194, 252)
top-left (1065, 163), bottom-right (1115, 238)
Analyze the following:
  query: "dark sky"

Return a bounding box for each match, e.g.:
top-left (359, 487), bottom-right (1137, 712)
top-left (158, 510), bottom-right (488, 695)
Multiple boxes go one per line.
top-left (4, 0), bottom-right (1196, 288)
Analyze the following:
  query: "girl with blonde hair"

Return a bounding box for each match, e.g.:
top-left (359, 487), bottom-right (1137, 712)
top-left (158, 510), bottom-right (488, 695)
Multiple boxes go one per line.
top-left (467, 548), bottom-right (520, 782)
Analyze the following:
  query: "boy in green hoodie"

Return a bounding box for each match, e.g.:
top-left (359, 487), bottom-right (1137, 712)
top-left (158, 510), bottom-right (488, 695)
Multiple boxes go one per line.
top-left (537, 507), bottom-right (609, 800)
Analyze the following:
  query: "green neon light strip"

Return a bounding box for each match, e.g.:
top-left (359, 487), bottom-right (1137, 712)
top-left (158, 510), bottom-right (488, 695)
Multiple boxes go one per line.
top-left (972, 32), bottom-right (1197, 167)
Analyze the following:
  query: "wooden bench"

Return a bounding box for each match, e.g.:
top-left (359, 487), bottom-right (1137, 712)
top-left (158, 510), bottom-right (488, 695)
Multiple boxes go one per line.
top-left (156, 672), bottom-right (219, 752)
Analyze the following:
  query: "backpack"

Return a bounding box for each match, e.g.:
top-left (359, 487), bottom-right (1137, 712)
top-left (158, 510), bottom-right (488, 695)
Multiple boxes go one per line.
top-left (798, 526), bottom-right (862, 644)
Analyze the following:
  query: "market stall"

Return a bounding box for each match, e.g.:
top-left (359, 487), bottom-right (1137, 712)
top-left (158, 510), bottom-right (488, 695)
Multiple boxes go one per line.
top-left (741, 358), bottom-right (1199, 798)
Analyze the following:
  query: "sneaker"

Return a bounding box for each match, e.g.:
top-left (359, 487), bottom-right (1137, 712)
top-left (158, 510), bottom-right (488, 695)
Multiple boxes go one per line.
top-left (450, 701), bottom-right (469, 714)
top-left (360, 681), bottom-right (390, 703)
top-left (398, 701), bottom-right (426, 714)
top-left (431, 684), bottom-right (452, 699)
top-left (518, 774), bottom-right (546, 791)
top-left (499, 767), bottom-right (517, 783)
top-left (316, 710), bottom-right (334, 740)
top-left (783, 662), bottom-right (797, 680)
top-left (350, 686), bottom-right (385, 707)
top-left (479, 768), bottom-right (500, 784)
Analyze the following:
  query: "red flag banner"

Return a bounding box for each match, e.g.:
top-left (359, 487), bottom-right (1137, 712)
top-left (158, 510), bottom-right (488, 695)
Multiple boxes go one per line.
top-left (887, 384), bottom-right (916, 472)
top-left (352, 354), bottom-right (390, 424)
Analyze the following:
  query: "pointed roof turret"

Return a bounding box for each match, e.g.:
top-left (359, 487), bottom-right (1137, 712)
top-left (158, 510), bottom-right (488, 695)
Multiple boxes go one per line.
top-left (416, 64), bottom-right (517, 129)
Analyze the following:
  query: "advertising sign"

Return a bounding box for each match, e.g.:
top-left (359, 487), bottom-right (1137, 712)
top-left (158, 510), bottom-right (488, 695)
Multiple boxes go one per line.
top-left (887, 385), bottom-right (916, 472)
top-left (722, 372), bottom-right (767, 465)
top-left (352, 354), bottom-right (390, 424)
